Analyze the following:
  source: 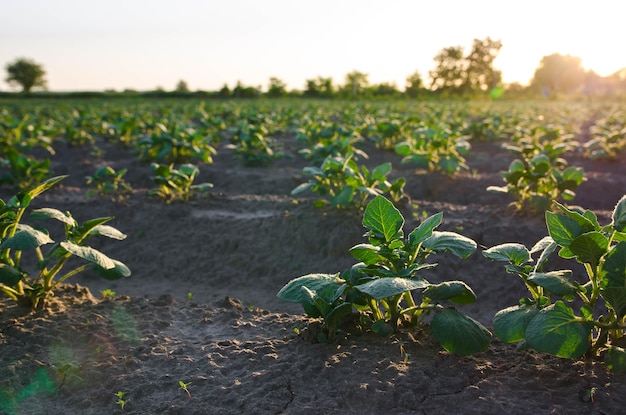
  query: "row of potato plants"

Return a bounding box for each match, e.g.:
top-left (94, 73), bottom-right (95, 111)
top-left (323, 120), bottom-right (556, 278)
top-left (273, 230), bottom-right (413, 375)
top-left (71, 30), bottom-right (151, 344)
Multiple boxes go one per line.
top-left (0, 100), bottom-right (624, 210)
top-left (279, 193), bottom-right (626, 372)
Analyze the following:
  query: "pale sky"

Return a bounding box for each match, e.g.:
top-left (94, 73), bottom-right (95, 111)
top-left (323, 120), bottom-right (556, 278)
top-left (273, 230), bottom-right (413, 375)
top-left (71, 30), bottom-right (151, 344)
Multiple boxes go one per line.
top-left (1, 0), bottom-right (624, 92)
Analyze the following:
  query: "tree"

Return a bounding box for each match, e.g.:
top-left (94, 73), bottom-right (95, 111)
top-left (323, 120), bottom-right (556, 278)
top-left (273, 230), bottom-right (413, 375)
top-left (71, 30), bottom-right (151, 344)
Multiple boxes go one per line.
top-left (343, 70), bottom-right (369, 96)
top-left (267, 77), bottom-right (287, 97)
top-left (175, 79), bottom-right (190, 93)
top-left (429, 38), bottom-right (502, 95)
top-left (464, 37), bottom-right (502, 91)
top-left (429, 46), bottom-right (466, 93)
top-left (304, 76), bottom-right (334, 98)
top-left (405, 70), bottom-right (424, 97)
top-left (5, 57), bottom-right (47, 93)
top-left (531, 53), bottom-right (586, 95)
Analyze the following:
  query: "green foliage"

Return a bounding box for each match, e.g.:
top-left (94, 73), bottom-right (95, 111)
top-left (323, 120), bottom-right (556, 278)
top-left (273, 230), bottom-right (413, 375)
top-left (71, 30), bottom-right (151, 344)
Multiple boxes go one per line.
top-left (395, 126), bottom-right (471, 175)
top-left (85, 166), bottom-right (133, 200)
top-left (4, 57), bottom-right (47, 93)
top-left (484, 196), bottom-right (626, 369)
top-left (0, 176), bottom-right (131, 309)
top-left (487, 126), bottom-right (585, 212)
top-left (135, 122), bottom-right (217, 164)
top-left (278, 195), bottom-right (491, 354)
top-left (292, 153), bottom-right (405, 210)
top-left (226, 121), bottom-right (282, 166)
top-left (584, 109), bottom-right (626, 159)
top-left (149, 163), bottom-right (213, 203)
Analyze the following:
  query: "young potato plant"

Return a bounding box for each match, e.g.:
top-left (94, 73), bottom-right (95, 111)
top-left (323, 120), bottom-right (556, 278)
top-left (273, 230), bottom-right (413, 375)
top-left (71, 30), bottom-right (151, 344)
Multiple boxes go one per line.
top-left (135, 122), bottom-right (217, 164)
top-left (85, 166), bottom-right (133, 200)
top-left (278, 195), bottom-right (491, 355)
top-left (395, 126), bottom-right (471, 175)
top-left (584, 111), bottom-right (626, 160)
top-left (0, 176), bottom-right (131, 309)
top-left (226, 122), bottom-right (282, 167)
top-left (483, 196), bottom-right (626, 370)
top-left (291, 153), bottom-right (405, 210)
top-left (149, 163), bottom-right (213, 203)
top-left (487, 130), bottom-right (585, 213)
top-left (296, 121), bottom-right (368, 164)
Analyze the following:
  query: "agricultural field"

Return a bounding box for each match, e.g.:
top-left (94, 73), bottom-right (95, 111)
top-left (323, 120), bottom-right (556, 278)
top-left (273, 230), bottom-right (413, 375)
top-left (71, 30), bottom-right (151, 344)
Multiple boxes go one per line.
top-left (1, 98), bottom-right (626, 414)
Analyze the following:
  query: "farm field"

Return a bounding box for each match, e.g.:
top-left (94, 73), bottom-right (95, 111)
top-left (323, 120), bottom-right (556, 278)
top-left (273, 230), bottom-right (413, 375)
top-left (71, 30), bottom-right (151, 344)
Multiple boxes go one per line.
top-left (1, 98), bottom-right (626, 414)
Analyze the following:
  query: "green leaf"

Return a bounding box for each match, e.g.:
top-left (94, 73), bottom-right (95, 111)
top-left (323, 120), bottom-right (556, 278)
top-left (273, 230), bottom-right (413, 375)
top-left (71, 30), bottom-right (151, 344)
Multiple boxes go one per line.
top-left (94, 259), bottom-right (131, 280)
top-left (0, 224), bottom-right (54, 250)
top-left (9, 176), bottom-right (67, 209)
top-left (493, 304), bottom-right (539, 343)
top-left (612, 195), bottom-right (626, 232)
top-left (349, 244), bottom-right (384, 265)
top-left (277, 273), bottom-right (342, 303)
top-left (527, 270), bottom-right (577, 297)
top-left (0, 263), bottom-right (23, 286)
top-left (482, 243), bottom-right (531, 265)
top-left (29, 208), bottom-right (76, 226)
top-left (568, 231), bottom-right (609, 267)
top-left (371, 162), bottom-right (391, 181)
top-left (525, 301), bottom-right (592, 358)
top-left (291, 182), bottom-right (313, 195)
top-left (422, 231), bottom-right (476, 258)
top-left (408, 212), bottom-right (443, 248)
top-left (59, 241), bottom-right (115, 269)
top-left (545, 212), bottom-right (583, 248)
top-left (362, 196), bottom-right (404, 243)
top-left (423, 281), bottom-right (476, 304)
top-left (431, 309), bottom-right (492, 355)
top-left (605, 346), bottom-right (626, 373)
top-left (90, 225), bottom-right (127, 240)
top-left (356, 277), bottom-right (429, 300)
top-left (371, 319), bottom-right (395, 336)
top-left (600, 242), bottom-right (626, 317)
top-left (331, 186), bottom-right (354, 207)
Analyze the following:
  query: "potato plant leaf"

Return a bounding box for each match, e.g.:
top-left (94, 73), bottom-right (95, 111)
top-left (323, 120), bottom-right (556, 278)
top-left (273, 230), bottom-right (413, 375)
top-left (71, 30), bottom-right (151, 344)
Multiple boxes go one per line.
top-left (407, 212), bottom-right (443, 249)
top-left (94, 259), bottom-right (131, 280)
top-left (90, 225), bottom-right (128, 240)
top-left (362, 196), bottom-right (403, 243)
top-left (493, 304), bottom-right (539, 343)
top-left (0, 263), bottom-right (23, 286)
top-left (29, 208), bottom-right (76, 226)
top-left (482, 243), bottom-right (531, 265)
top-left (599, 242), bottom-right (626, 317)
top-left (349, 244), bottom-right (384, 265)
top-left (59, 241), bottom-right (115, 270)
top-left (613, 195), bottom-right (626, 232)
top-left (422, 281), bottom-right (476, 304)
top-left (355, 277), bottom-right (429, 300)
top-left (527, 270), bottom-right (577, 297)
top-left (277, 273), bottom-right (343, 303)
top-left (0, 224), bottom-right (53, 250)
top-left (545, 212), bottom-right (583, 247)
top-left (568, 231), bottom-right (608, 268)
top-left (431, 309), bottom-right (492, 355)
top-left (525, 301), bottom-right (592, 358)
top-left (422, 231), bottom-right (476, 258)
top-left (605, 346), bottom-right (626, 373)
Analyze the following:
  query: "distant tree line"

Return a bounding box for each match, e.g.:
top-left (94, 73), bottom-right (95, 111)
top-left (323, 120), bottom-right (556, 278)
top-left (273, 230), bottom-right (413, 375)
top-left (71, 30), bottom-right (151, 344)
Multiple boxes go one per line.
top-left (4, 38), bottom-right (626, 99)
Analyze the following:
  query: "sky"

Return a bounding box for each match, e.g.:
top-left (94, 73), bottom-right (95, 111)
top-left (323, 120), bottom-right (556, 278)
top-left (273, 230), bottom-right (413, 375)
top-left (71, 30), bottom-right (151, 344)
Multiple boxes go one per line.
top-left (1, 0), bottom-right (624, 92)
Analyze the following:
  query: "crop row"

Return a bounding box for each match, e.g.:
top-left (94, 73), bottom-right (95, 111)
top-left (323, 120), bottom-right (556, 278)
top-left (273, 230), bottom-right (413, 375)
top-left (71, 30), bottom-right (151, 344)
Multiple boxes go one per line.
top-left (1, 99), bottom-right (625, 211)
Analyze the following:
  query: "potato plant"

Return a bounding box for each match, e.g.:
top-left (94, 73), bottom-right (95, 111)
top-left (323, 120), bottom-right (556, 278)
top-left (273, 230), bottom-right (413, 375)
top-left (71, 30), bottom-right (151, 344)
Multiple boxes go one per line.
top-left (487, 127), bottom-right (585, 212)
top-left (395, 126), bottom-right (471, 175)
top-left (484, 196), bottom-right (626, 370)
top-left (292, 153), bottom-right (405, 210)
top-left (85, 165), bottom-right (133, 200)
top-left (278, 196), bottom-right (491, 355)
top-left (0, 176), bottom-right (131, 309)
top-left (149, 163), bottom-right (213, 203)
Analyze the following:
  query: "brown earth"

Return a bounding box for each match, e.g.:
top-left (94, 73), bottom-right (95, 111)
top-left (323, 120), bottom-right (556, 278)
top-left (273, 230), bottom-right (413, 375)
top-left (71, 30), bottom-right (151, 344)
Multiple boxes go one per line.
top-left (1, 131), bottom-right (626, 414)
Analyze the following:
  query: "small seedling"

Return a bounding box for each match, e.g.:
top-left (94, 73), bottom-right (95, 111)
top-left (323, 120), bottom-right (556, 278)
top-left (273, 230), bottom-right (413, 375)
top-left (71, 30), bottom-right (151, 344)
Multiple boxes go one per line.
top-left (178, 380), bottom-right (192, 399)
top-left (187, 292), bottom-right (193, 302)
top-left (100, 289), bottom-right (116, 299)
top-left (115, 391), bottom-right (128, 411)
